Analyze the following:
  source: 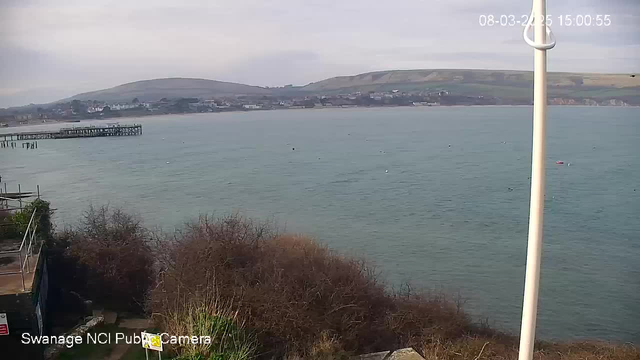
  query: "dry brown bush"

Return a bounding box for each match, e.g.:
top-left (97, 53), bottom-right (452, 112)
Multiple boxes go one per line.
top-left (52, 205), bottom-right (154, 312)
top-left (421, 336), bottom-right (639, 360)
top-left (46, 209), bottom-right (637, 359)
top-left (150, 214), bottom-right (479, 358)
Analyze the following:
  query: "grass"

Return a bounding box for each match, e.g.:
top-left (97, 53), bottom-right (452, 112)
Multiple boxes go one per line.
top-left (420, 335), bottom-right (640, 360)
top-left (158, 295), bottom-right (256, 360)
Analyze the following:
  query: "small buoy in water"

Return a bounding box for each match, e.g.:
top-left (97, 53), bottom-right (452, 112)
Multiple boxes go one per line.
top-left (292, 147), bottom-right (295, 150)
top-left (448, 144), bottom-right (451, 147)
top-left (385, 170), bottom-right (389, 173)
top-left (166, 161), bottom-right (170, 164)
top-left (568, 163), bottom-right (571, 166)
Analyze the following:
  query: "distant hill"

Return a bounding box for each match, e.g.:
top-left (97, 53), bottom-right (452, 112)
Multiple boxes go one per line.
top-left (59, 70), bottom-right (640, 105)
top-left (63, 78), bottom-right (271, 103)
top-left (298, 69), bottom-right (640, 103)
top-left (3, 69), bottom-right (639, 111)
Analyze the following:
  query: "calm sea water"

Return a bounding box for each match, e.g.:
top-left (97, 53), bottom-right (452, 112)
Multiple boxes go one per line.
top-left (1, 107), bottom-right (639, 342)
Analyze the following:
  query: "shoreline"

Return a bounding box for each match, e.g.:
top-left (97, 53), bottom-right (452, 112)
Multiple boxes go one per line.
top-left (1, 103), bottom-right (638, 130)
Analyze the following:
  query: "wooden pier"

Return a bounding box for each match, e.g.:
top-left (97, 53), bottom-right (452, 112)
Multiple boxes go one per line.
top-left (1, 124), bottom-right (142, 141)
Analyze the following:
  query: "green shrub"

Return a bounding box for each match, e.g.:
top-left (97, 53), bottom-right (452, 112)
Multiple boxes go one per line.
top-left (160, 293), bottom-right (256, 360)
top-left (13, 198), bottom-right (53, 238)
top-left (0, 211), bottom-right (19, 242)
top-left (0, 198), bottom-right (52, 243)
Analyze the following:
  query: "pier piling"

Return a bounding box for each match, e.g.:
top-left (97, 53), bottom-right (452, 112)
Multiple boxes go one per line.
top-left (2, 124), bottom-right (142, 141)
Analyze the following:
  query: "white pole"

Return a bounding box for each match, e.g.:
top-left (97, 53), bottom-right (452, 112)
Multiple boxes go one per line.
top-left (519, 0), bottom-right (552, 359)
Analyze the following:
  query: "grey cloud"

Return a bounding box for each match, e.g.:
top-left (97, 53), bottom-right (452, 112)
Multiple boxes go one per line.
top-left (221, 51), bottom-right (370, 86)
top-left (0, 45), bottom-right (71, 87)
top-left (0, 0), bottom-right (639, 108)
top-left (0, 87), bottom-right (77, 108)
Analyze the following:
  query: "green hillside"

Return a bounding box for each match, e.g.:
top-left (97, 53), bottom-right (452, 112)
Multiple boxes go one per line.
top-left (2, 69), bottom-right (638, 113)
top-left (63, 78), bottom-right (271, 103)
top-left (298, 69), bottom-right (640, 104)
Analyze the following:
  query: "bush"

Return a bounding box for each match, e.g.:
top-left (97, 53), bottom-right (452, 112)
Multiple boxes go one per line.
top-left (0, 199), bottom-right (52, 243)
top-left (159, 292), bottom-right (256, 360)
top-left (0, 210), bottom-right (19, 242)
top-left (150, 215), bottom-right (474, 358)
top-left (45, 208), bottom-right (638, 360)
top-left (420, 336), bottom-right (640, 360)
top-left (49, 206), bottom-right (153, 312)
top-left (12, 199), bottom-right (52, 238)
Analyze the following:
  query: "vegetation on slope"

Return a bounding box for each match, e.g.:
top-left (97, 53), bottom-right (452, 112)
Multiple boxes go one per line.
top-left (299, 69), bottom-right (640, 103)
top-left (3, 69), bottom-right (635, 111)
top-left (63, 70), bottom-right (639, 104)
top-left (49, 206), bottom-right (153, 312)
top-left (65, 78), bottom-right (271, 103)
top-left (43, 206), bottom-right (638, 360)
top-left (0, 198), bottom-right (52, 244)
top-left (301, 69), bottom-right (640, 91)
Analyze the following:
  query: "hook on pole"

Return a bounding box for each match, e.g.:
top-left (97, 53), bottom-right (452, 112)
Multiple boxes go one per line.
top-left (523, 10), bottom-right (556, 50)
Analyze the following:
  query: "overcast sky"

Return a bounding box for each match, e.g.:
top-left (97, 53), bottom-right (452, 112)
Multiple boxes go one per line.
top-left (1, 0), bottom-right (638, 108)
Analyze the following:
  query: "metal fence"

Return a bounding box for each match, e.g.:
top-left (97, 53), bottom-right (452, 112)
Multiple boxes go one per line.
top-left (0, 202), bottom-right (40, 291)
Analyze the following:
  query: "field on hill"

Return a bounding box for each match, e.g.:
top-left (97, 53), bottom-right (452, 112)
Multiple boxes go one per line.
top-left (297, 69), bottom-right (640, 104)
top-left (1, 69), bottom-right (638, 113)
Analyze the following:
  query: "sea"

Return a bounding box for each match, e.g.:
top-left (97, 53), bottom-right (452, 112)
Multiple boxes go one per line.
top-left (1, 106), bottom-right (638, 342)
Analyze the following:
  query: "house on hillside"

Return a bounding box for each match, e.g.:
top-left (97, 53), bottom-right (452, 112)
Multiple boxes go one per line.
top-left (109, 103), bottom-right (137, 111)
top-left (15, 114), bottom-right (33, 121)
top-left (87, 105), bottom-right (105, 113)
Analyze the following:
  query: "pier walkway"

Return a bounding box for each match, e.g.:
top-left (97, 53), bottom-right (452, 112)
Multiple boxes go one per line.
top-left (1, 124), bottom-right (142, 141)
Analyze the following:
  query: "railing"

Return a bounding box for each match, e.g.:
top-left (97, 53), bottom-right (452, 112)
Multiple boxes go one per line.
top-left (0, 208), bottom-right (40, 291)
